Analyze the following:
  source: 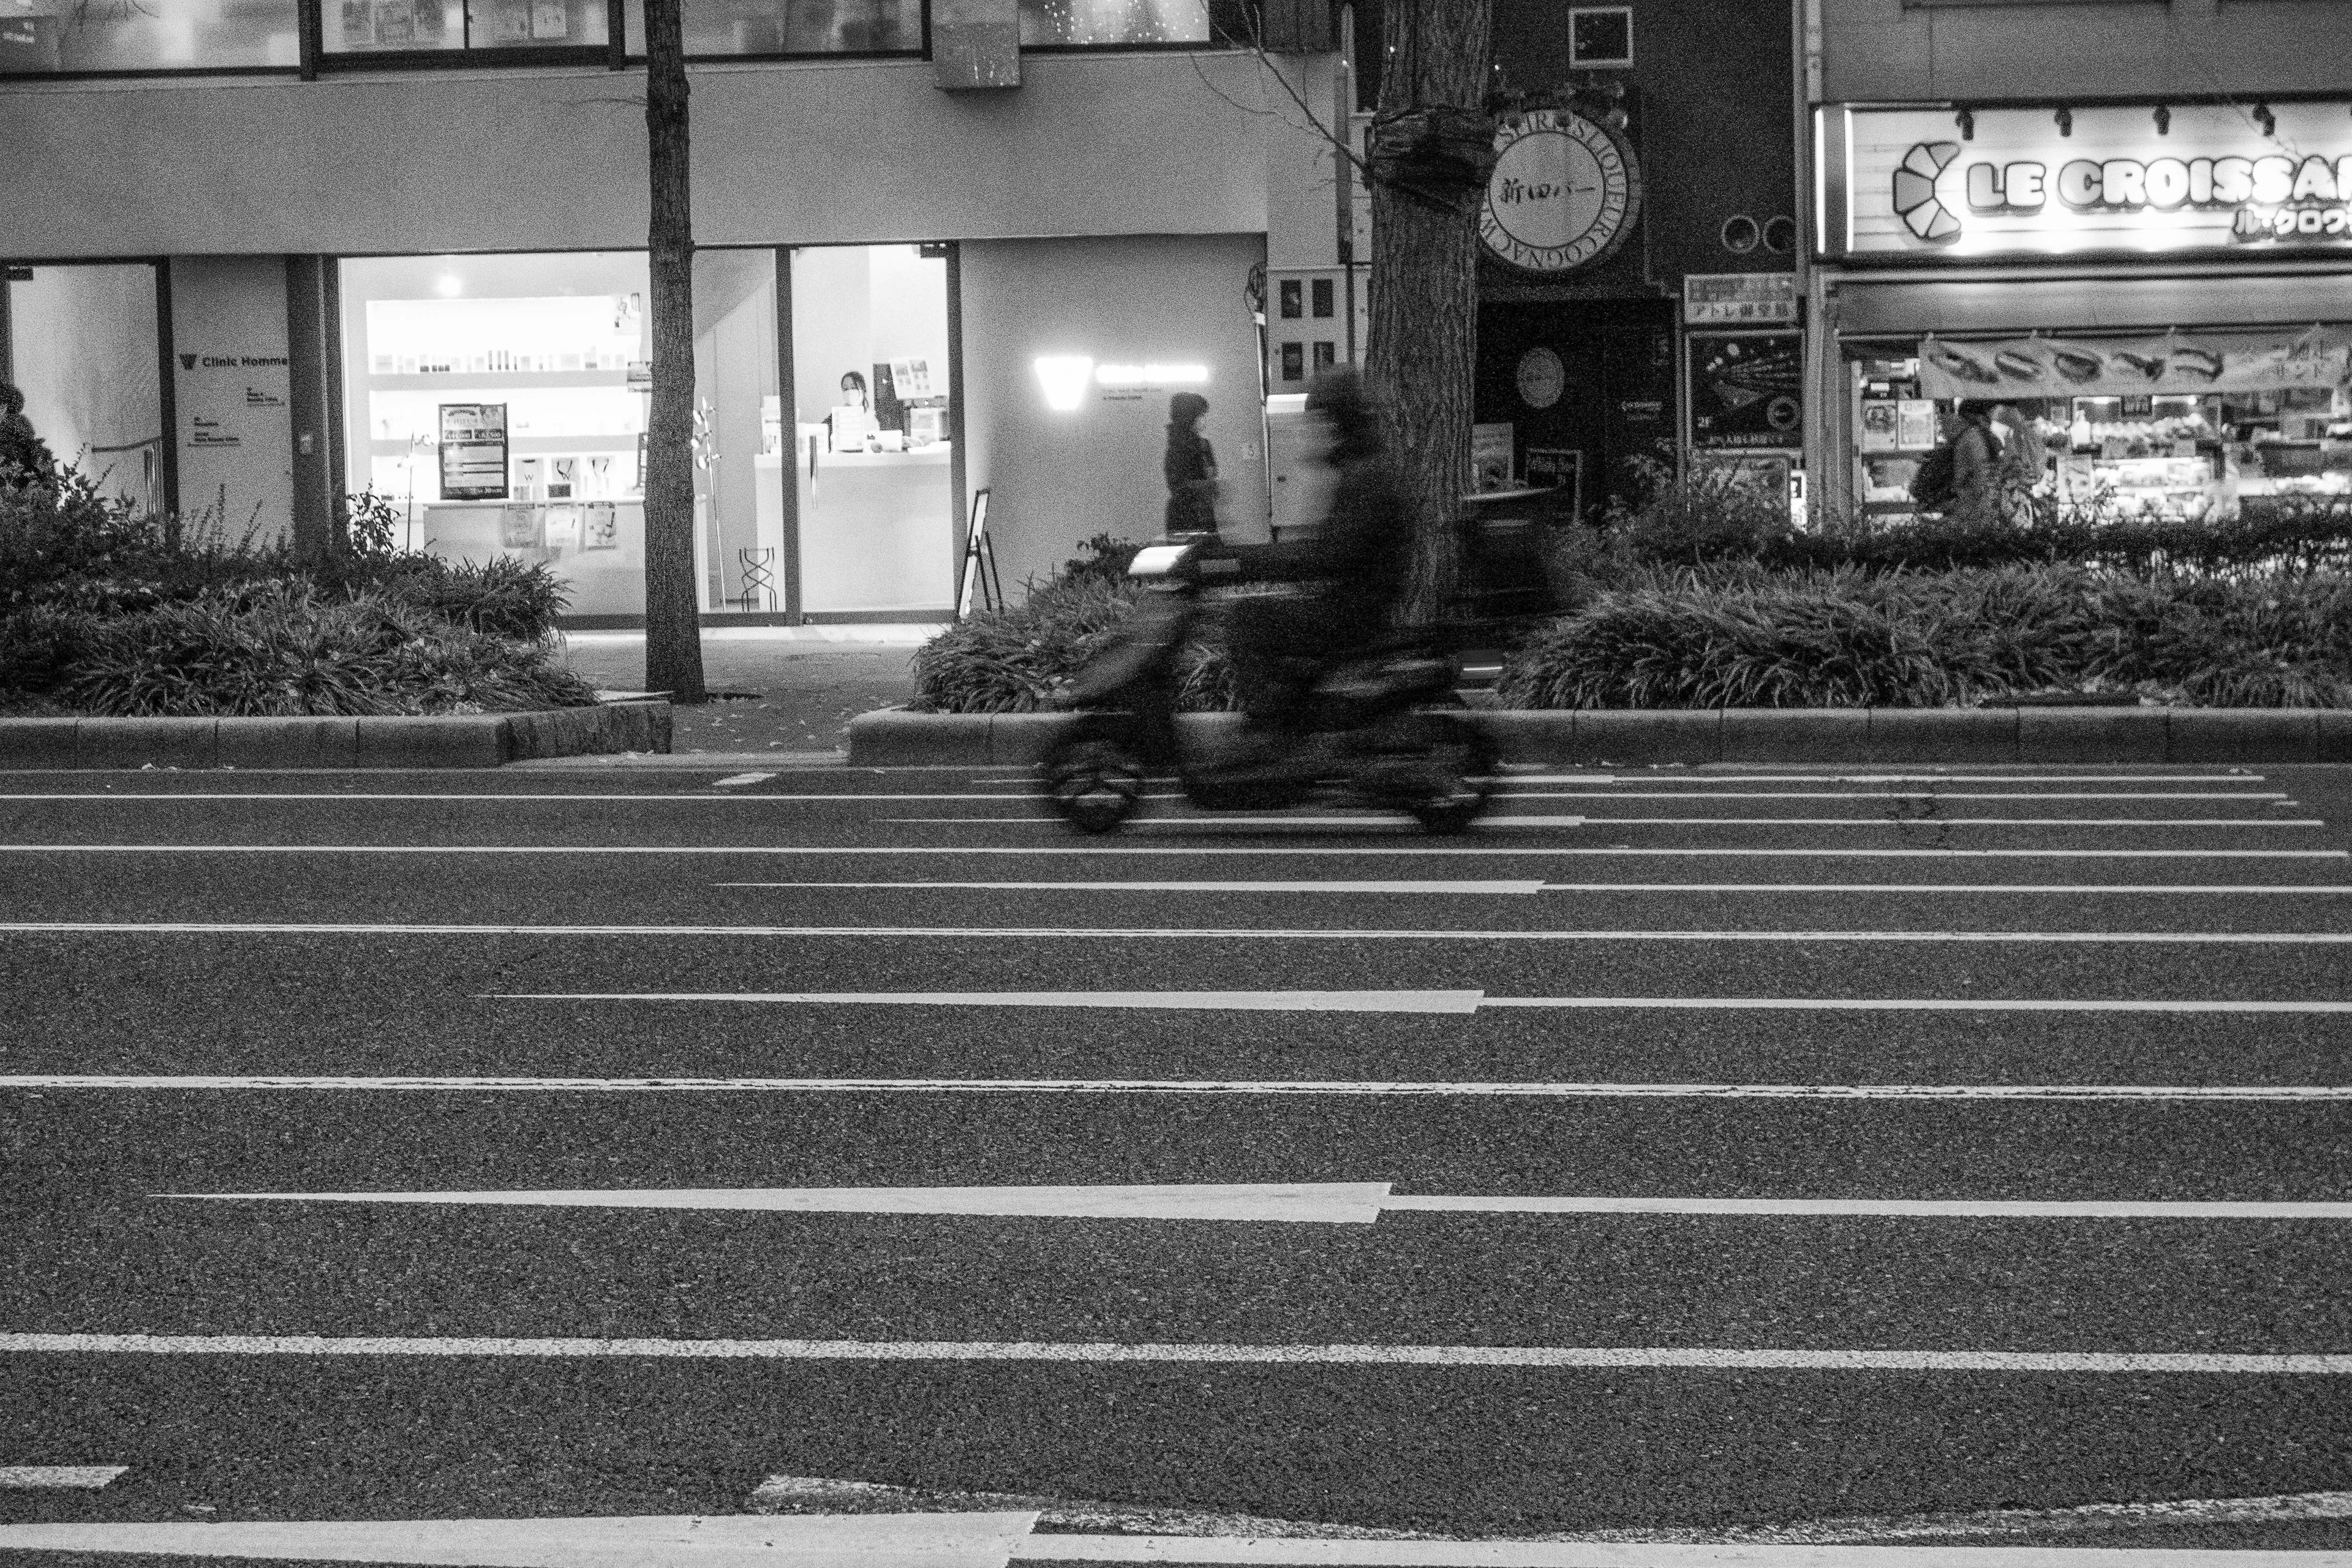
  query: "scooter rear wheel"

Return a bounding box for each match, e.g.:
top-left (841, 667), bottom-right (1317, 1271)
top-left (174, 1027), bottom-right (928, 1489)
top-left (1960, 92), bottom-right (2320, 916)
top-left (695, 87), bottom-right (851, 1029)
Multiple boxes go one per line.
top-left (1404, 712), bottom-right (1498, 835)
top-left (1041, 718), bottom-right (1148, 834)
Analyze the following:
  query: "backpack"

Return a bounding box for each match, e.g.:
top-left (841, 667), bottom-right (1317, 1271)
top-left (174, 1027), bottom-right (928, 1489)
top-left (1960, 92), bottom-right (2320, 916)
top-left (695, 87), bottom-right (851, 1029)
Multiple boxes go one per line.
top-left (1909, 440), bottom-right (1959, 510)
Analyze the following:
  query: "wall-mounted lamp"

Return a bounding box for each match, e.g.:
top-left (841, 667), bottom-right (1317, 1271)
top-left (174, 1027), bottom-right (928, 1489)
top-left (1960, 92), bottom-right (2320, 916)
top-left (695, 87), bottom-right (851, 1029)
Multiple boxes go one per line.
top-left (2254, 104), bottom-right (2276, 136)
top-left (2154, 105), bottom-right (2171, 135)
top-left (2054, 107), bottom-right (2072, 137)
top-left (1034, 355), bottom-right (1095, 412)
top-left (1954, 107), bottom-right (1974, 141)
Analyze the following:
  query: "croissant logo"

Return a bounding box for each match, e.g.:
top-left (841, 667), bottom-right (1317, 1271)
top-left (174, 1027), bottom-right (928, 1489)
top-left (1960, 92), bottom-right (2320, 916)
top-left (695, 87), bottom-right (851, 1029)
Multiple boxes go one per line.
top-left (1893, 141), bottom-right (1963, 243)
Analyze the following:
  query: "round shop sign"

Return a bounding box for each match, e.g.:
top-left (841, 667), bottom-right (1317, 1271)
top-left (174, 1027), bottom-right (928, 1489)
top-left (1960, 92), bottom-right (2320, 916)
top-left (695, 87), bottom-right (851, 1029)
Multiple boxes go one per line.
top-left (1516, 346), bottom-right (1566, 409)
top-left (1480, 109), bottom-right (1642, 276)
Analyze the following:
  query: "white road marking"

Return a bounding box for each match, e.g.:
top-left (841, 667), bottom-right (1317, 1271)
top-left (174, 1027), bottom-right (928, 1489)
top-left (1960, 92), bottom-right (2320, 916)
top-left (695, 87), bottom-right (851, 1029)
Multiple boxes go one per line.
top-left (1595, 774), bottom-right (2271, 785)
top-left (895, 816), bottom-right (2323, 829)
top-left (12, 921), bottom-right (2351, 945)
top-left (489, 989), bottom-right (2352, 1013)
top-left (0, 1512), bottom-right (1040, 1568)
top-left (0, 792), bottom-right (1064, 804)
top-left (1015, 1538), bottom-right (2352, 1565)
top-left (1699, 1488), bottom-right (2352, 1545)
top-left (0, 845), bottom-right (2340, 860)
top-left (1493, 792), bottom-right (2292, 802)
top-left (488, 990), bottom-right (1486, 1012)
top-left (0, 1467), bottom-right (126, 1489)
top-left (709, 773), bottom-right (778, 788)
top-left (10, 1077), bottom-right (2351, 1100)
top-left (714, 881), bottom-right (1551, 894)
top-left (714, 880), bottom-right (2352, 896)
top-left (156, 1182), bottom-right (2352, 1224)
top-left (3, 1333), bottom-right (2346, 1373)
top-left (158, 1182), bottom-right (1396, 1223)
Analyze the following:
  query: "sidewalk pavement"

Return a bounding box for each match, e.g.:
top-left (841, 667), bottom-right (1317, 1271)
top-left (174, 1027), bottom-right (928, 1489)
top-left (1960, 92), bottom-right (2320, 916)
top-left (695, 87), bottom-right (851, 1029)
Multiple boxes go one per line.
top-left (557, 625), bottom-right (927, 753)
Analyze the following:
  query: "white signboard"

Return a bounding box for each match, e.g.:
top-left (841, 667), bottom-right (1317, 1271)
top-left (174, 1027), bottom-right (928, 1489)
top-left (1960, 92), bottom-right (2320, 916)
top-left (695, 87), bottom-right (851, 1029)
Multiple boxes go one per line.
top-left (1831, 102), bottom-right (2352, 259)
top-left (1480, 109), bottom-right (1640, 276)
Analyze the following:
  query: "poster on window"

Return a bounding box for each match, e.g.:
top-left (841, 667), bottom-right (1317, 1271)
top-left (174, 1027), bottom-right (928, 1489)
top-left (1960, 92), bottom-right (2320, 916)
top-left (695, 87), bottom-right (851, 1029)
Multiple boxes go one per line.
top-left (438, 403), bottom-right (509, 500)
top-left (1687, 332), bottom-right (1804, 451)
top-left (1525, 447), bottom-right (1583, 521)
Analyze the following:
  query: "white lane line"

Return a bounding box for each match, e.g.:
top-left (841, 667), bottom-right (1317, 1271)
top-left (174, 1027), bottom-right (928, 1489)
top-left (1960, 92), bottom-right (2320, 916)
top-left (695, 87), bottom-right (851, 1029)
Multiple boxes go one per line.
top-left (0, 792), bottom-right (1063, 804)
top-left (0, 1467), bottom-right (126, 1489)
top-left (156, 1182), bottom-right (2352, 1224)
top-left (709, 773), bottom-right (777, 788)
top-left (0, 845), bottom-right (2341, 860)
top-left (1705, 1489), bottom-right (2352, 1546)
top-left (5, 1333), bottom-right (2348, 1373)
top-left (0, 1512), bottom-right (1040, 1568)
top-left (1492, 792), bottom-right (2293, 802)
top-left (892, 816), bottom-right (2324, 829)
top-left (15, 921), bottom-right (2352, 945)
top-left (489, 990), bottom-right (1486, 1013)
top-left (714, 880), bottom-right (2352, 896)
top-left (714, 881), bottom-right (1552, 895)
top-left (11, 1077), bottom-right (2352, 1100)
top-left (1604, 774), bottom-right (2271, 785)
top-left (159, 1182), bottom-right (1396, 1222)
top-left (491, 990), bottom-right (2352, 1013)
top-left (1015, 1537), bottom-right (2352, 1564)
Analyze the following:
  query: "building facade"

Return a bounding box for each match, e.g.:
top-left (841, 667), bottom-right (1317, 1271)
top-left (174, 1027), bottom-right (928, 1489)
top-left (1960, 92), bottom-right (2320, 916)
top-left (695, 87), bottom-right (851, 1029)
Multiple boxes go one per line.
top-left (1807, 0), bottom-right (2352, 526)
top-left (1, 7), bottom-right (1349, 620)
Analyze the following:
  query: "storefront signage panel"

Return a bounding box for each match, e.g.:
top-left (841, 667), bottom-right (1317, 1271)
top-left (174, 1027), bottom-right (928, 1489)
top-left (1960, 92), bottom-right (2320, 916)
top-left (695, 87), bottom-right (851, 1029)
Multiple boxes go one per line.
top-left (1683, 274), bottom-right (1796, 326)
top-left (1688, 332), bottom-right (1803, 450)
top-left (1481, 110), bottom-right (1640, 276)
top-left (1839, 104), bottom-right (2352, 258)
top-left (1916, 328), bottom-right (2352, 401)
top-left (438, 402), bottom-right (510, 500)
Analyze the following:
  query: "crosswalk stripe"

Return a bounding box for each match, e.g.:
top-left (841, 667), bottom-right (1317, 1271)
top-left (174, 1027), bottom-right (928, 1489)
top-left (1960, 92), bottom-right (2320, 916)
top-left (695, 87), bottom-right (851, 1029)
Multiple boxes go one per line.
top-left (890, 817), bottom-right (2324, 828)
top-left (0, 845), bottom-right (2339, 860)
top-left (716, 881), bottom-right (2352, 895)
top-left (11, 922), bottom-right (2352, 944)
top-left (3, 1333), bottom-right (2347, 1372)
top-left (491, 991), bottom-right (2352, 1014)
top-left (9, 1077), bottom-right (2350, 1099)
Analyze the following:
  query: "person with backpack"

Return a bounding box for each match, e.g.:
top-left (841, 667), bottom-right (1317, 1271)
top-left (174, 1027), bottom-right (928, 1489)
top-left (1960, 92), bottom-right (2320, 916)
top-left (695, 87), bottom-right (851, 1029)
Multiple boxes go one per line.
top-left (1909, 399), bottom-right (2002, 526)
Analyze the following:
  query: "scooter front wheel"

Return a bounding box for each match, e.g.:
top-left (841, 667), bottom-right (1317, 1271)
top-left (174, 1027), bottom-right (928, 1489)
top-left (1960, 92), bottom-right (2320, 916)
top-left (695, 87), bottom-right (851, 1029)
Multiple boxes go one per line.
top-left (1403, 712), bottom-right (1498, 835)
top-left (1041, 716), bottom-right (1148, 834)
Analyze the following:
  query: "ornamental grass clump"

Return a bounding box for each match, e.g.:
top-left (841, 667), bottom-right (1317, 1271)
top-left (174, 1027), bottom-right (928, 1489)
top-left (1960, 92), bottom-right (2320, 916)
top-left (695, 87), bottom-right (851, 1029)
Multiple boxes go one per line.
top-left (56, 582), bottom-right (598, 717)
top-left (1498, 565), bottom-right (2352, 709)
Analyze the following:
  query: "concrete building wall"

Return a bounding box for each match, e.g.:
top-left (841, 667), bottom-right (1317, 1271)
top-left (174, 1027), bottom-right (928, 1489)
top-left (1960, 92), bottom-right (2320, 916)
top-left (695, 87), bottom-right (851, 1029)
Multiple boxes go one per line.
top-left (1, 51), bottom-right (1282, 261)
top-left (1819, 0), bottom-right (2352, 105)
top-left (959, 232), bottom-right (1270, 590)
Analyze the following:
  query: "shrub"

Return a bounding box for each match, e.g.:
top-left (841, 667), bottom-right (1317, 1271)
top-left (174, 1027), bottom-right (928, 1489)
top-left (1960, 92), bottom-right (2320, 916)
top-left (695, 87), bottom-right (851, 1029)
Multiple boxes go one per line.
top-left (1497, 565), bottom-right (2352, 709)
top-left (0, 605), bottom-right (97, 696)
top-left (57, 582), bottom-right (598, 717)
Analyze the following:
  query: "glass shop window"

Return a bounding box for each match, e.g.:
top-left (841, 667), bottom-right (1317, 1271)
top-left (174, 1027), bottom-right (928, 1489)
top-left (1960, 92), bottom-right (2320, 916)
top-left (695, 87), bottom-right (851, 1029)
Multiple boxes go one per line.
top-left (1017, 0), bottom-right (1248, 47)
top-left (1, 0), bottom-right (299, 72)
top-left (620, 0), bottom-right (918, 55)
top-left (327, 0), bottom-right (606, 55)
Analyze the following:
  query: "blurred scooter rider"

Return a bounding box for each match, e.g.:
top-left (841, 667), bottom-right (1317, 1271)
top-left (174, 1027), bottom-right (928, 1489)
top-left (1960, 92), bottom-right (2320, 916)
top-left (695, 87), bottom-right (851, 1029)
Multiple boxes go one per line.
top-left (1226, 367), bottom-right (1415, 736)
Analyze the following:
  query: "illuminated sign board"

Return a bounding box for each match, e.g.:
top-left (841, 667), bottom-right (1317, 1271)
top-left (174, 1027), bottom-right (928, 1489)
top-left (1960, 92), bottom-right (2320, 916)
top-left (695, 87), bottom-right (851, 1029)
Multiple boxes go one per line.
top-left (1824, 102), bottom-right (2352, 258)
top-left (1033, 355), bottom-right (1209, 411)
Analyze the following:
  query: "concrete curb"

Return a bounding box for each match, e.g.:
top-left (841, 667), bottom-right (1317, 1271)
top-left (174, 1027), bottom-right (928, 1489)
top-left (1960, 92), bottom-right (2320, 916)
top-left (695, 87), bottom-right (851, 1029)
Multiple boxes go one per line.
top-left (849, 706), bottom-right (2352, 767)
top-left (0, 700), bottom-right (671, 771)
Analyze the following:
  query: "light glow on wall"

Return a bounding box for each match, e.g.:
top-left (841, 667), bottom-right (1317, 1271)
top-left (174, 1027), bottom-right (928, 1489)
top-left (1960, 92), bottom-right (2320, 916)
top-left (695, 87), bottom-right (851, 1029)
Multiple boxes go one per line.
top-left (1095, 363), bottom-right (1210, 387)
top-left (1033, 355), bottom-right (1095, 411)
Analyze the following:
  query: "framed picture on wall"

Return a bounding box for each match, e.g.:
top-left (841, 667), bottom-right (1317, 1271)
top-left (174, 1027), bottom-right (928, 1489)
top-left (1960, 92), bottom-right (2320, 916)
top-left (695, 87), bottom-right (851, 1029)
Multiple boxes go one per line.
top-left (583, 503), bottom-right (618, 549)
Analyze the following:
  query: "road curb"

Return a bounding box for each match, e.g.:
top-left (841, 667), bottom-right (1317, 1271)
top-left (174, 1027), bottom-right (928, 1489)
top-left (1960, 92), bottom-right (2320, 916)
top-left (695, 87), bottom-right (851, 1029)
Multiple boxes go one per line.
top-left (0, 700), bottom-right (671, 771)
top-left (849, 706), bottom-right (2350, 767)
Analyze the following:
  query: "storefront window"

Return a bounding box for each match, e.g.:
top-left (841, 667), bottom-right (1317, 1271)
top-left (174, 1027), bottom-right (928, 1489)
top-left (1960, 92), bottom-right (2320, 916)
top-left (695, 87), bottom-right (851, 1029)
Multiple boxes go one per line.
top-left (4, 263), bottom-right (164, 512)
top-left (341, 252), bottom-right (652, 619)
top-left (789, 243), bottom-right (955, 616)
top-left (620, 0), bottom-right (916, 56)
top-left (1849, 333), bottom-right (2352, 524)
top-left (1017, 0), bottom-right (1242, 47)
top-left (0, 0), bottom-right (298, 72)
top-left (326, 0), bottom-right (606, 55)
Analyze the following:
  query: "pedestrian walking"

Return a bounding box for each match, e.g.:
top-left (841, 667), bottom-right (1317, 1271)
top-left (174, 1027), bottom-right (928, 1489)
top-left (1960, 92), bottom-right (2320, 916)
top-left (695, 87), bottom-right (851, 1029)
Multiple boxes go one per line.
top-left (1942, 398), bottom-right (2004, 527)
top-left (1162, 391), bottom-right (1219, 537)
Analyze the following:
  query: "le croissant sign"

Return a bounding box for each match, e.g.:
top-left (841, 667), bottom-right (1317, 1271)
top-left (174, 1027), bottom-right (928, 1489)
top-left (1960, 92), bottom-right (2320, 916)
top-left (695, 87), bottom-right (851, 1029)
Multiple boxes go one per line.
top-left (1823, 102), bottom-right (2352, 258)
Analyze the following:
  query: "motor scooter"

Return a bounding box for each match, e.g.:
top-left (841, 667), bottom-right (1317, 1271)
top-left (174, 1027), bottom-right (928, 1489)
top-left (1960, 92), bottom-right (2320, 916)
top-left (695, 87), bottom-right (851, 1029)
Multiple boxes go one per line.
top-left (1036, 537), bottom-right (1497, 834)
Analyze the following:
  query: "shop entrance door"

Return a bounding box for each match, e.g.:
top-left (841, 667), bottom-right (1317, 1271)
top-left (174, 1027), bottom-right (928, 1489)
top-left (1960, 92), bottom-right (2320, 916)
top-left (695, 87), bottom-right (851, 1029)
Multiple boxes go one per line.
top-left (1474, 298), bottom-right (1676, 521)
top-left (786, 244), bottom-right (957, 619)
top-left (4, 262), bottom-right (165, 514)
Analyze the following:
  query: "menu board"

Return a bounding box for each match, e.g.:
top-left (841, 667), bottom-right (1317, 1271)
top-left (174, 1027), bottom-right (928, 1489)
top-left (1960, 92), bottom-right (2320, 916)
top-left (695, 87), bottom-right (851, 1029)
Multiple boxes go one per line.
top-left (438, 403), bottom-right (509, 500)
top-left (1688, 333), bottom-right (1804, 451)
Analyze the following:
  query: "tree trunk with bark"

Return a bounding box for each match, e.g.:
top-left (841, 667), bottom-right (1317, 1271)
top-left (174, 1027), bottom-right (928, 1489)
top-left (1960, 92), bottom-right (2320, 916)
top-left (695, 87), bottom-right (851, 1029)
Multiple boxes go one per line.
top-left (1364, 0), bottom-right (1493, 620)
top-left (642, 0), bottom-right (707, 703)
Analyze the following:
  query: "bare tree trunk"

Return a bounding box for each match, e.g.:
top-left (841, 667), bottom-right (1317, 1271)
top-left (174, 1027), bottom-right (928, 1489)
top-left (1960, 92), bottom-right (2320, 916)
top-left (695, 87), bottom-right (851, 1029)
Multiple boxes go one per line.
top-left (643, 0), bottom-right (707, 703)
top-left (1365, 0), bottom-right (1491, 620)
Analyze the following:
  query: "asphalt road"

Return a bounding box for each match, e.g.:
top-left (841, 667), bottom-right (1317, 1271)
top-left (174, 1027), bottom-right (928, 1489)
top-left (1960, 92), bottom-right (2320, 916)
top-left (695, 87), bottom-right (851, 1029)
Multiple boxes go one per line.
top-left (4, 761), bottom-right (2351, 1558)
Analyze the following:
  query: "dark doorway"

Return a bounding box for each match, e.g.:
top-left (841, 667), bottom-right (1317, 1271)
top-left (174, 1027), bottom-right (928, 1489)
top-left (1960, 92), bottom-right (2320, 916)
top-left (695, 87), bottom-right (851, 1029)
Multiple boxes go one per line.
top-left (1475, 297), bottom-right (1676, 521)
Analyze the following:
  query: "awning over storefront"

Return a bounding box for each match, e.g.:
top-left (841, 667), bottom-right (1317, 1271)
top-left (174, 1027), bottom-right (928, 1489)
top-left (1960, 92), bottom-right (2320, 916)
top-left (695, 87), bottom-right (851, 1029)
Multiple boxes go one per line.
top-left (1832, 271), bottom-right (2352, 339)
top-left (1914, 327), bottom-right (2352, 400)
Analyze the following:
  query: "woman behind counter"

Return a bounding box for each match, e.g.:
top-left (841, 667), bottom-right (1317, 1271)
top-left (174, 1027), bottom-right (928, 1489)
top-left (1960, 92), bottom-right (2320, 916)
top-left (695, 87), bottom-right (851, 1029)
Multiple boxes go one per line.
top-left (1162, 391), bottom-right (1219, 537)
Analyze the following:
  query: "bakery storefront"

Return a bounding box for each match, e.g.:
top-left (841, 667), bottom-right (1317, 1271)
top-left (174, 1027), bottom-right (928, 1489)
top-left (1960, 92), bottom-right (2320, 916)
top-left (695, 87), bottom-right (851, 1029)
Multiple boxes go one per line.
top-left (1813, 101), bottom-right (2352, 522)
